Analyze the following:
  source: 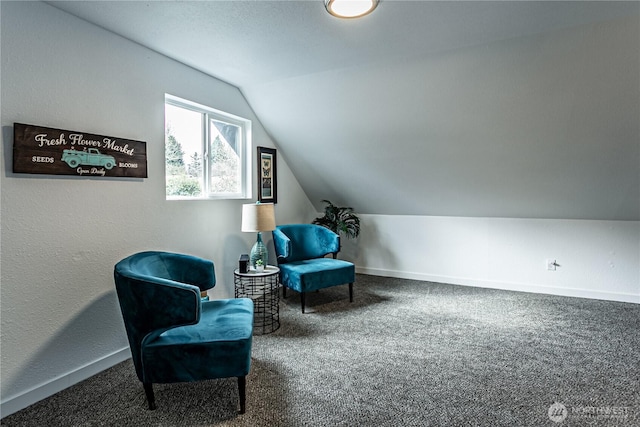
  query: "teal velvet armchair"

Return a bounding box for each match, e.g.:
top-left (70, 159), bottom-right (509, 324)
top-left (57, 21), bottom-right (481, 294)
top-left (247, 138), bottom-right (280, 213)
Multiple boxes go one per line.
top-left (272, 224), bottom-right (355, 313)
top-left (114, 251), bottom-right (254, 413)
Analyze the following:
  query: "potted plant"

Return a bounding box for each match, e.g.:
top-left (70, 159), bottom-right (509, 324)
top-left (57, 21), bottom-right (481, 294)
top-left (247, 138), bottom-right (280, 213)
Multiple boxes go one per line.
top-left (255, 259), bottom-right (265, 273)
top-left (312, 200), bottom-right (360, 240)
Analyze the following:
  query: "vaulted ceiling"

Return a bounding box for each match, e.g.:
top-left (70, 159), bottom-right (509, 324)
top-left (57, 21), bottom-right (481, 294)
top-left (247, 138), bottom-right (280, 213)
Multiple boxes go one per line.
top-left (47, 1), bottom-right (640, 220)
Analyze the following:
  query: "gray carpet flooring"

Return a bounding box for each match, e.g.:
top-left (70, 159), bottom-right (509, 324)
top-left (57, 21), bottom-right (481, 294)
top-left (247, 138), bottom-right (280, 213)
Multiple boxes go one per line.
top-left (2, 274), bottom-right (639, 426)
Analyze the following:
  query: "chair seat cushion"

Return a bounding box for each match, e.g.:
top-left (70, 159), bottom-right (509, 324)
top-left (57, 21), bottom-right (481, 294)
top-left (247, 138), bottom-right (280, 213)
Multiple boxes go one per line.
top-left (279, 258), bottom-right (355, 293)
top-left (142, 298), bottom-right (253, 383)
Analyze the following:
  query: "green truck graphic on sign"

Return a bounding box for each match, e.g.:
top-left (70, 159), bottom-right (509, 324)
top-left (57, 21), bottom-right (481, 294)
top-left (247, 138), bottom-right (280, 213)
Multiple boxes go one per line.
top-left (61, 148), bottom-right (116, 169)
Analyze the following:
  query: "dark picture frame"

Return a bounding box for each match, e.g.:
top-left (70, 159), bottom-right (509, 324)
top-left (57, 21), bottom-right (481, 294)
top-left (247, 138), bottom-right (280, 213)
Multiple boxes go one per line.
top-left (12, 123), bottom-right (147, 178)
top-left (257, 146), bottom-right (277, 203)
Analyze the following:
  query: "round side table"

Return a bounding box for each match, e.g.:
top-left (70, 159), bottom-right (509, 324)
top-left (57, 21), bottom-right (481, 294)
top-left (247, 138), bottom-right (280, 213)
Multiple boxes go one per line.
top-left (234, 265), bottom-right (280, 334)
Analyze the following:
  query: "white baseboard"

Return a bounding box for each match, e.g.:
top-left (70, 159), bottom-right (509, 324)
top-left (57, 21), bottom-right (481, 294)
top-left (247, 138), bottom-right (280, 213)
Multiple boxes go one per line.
top-left (1, 347), bottom-right (131, 418)
top-left (356, 267), bottom-right (640, 304)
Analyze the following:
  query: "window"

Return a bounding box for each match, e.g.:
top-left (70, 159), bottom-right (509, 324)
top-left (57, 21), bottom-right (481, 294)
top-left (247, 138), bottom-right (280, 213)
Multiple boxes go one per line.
top-left (165, 94), bottom-right (251, 199)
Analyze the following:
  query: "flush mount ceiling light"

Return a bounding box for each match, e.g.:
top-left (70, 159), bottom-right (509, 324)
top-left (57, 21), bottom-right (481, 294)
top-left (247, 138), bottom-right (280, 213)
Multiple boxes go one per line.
top-left (325, 0), bottom-right (379, 19)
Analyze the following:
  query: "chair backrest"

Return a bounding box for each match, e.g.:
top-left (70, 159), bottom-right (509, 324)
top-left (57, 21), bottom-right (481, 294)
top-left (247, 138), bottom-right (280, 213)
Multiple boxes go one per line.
top-left (273, 224), bottom-right (340, 263)
top-left (113, 251), bottom-right (215, 381)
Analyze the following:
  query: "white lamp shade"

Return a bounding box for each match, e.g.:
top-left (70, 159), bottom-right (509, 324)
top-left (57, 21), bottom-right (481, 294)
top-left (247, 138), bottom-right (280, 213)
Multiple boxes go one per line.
top-left (241, 203), bottom-right (276, 232)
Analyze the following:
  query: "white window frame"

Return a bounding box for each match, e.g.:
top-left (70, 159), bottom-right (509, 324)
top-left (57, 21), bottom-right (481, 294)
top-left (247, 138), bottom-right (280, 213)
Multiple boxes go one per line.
top-left (165, 94), bottom-right (252, 200)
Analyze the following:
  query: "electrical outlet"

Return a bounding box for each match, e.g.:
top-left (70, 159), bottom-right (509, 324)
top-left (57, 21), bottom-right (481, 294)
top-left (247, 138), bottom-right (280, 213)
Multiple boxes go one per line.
top-left (546, 259), bottom-right (557, 271)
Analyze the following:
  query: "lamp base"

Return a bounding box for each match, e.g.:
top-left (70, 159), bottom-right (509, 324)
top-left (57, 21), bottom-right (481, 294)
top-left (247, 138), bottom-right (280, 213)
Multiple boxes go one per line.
top-left (250, 232), bottom-right (268, 268)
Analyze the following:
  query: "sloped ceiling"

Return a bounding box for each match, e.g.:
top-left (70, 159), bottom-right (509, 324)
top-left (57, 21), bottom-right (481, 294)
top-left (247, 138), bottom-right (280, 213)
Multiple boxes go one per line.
top-left (47, 1), bottom-right (640, 220)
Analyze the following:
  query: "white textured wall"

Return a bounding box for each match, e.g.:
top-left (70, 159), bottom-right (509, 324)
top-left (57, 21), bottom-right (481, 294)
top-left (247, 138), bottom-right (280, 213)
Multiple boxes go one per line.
top-left (351, 215), bottom-right (639, 303)
top-left (0, 1), bottom-right (314, 416)
top-left (249, 14), bottom-right (639, 220)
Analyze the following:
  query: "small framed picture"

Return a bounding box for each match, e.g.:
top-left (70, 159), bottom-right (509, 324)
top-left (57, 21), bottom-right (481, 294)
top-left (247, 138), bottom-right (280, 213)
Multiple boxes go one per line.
top-left (257, 146), bottom-right (277, 203)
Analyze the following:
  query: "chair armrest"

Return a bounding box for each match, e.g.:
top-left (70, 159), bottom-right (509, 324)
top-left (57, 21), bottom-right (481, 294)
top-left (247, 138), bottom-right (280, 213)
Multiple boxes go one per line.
top-left (316, 226), bottom-right (340, 255)
top-left (114, 271), bottom-right (201, 343)
top-left (272, 228), bottom-right (291, 261)
top-left (144, 277), bottom-right (201, 330)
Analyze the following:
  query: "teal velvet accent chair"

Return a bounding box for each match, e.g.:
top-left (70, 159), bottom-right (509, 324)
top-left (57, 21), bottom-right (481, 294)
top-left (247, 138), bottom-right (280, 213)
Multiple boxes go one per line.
top-left (272, 224), bottom-right (355, 313)
top-left (113, 251), bottom-right (254, 413)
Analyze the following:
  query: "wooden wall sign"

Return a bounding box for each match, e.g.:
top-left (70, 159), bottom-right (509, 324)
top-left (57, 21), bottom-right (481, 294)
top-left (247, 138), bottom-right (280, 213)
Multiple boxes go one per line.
top-left (13, 123), bottom-right (147, 178)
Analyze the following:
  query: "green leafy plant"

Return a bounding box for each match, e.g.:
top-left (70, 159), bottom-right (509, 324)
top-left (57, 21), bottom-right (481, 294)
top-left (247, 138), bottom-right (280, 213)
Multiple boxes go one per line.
top-left (255, 259), bottom-right (264, 266)
top-left (312, 200), bottom-right (360, 239)
top-left (166, 175), bottom-right (202, 197)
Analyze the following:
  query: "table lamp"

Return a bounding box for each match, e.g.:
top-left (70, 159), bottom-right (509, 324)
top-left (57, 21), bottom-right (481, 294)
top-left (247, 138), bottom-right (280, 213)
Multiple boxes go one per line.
top-left (241, 202), bottom-right (276, 268)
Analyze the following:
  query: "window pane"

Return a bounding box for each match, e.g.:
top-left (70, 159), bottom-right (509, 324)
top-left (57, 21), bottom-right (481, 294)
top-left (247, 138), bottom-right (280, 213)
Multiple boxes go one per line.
top-left (209, 119), bottom-right (241, 194)
top-left (165, 104), bottom-right (204, 197)
top-left (165, 94), bottom-right (251, 200)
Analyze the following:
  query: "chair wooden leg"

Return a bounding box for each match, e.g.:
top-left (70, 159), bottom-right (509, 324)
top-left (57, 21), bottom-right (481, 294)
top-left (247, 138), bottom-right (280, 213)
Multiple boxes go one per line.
top-left (301, 292), bottom-right (305, 313)
top-left (282, 284), bottom-right (287, 298)
top-left (238, 376), bottom-right (246, 414)
top-left (349, 283), bottom-right (353, 302)
top-left (143, 382), bottom-right (156, 410)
